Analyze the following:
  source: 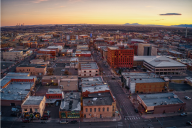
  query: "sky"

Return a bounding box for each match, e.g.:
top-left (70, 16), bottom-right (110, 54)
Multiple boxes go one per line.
top-left (1, 0), bottom-right (192, 26)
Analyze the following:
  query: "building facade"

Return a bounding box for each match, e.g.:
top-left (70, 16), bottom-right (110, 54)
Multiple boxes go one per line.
top-left (78, 62), bottom-right (99, 77)
top-left (3, 51), bottom-right (23, 61)
top-left (107, 47), bottom-right (134, 68)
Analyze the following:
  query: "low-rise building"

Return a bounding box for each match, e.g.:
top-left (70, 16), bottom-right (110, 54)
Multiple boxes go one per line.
top-left (21, 96), bottom-right (46, 117)
top-left (137, 93), bottom-right (186, 114)
top-left (16, 64), bottom-right (47, 76)
top-left (3, 51), bottom-right (23, 61)
top-left (77, 45), bottom-right (89, 50)
top-left (122, 72), bottom-right (167, 93)
top-left (30, 59), bottom-right (49, 66)
top-left (79, 77), bottom-right (104, 88)
top-left (45, 89), bottom-right (64, 106)
top-left (0, 72), bottom-right (36, 106)
top-left (75, 50), bottom-right (91, 57)
top-left (83, 92), bottom-right (116, 118)
top-left (78, 62), bottom-right (99, 77)
top-left (59, 92), bottom-right (81, 120)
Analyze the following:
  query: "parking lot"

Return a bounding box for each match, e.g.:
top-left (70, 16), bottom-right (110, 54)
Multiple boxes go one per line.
top-left (169, 83), bottom-right (192, 91)
top-left (175, 91), bottom-right (192, 112)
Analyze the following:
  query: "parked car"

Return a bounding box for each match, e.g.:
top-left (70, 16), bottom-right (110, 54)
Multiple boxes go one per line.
top-left (134, 108), bottom-right (138, 113)
top-left (22, 118), bottom-right (31, 123)
top-left (185, 96), bottom-right (191, 100)
top-left (180, 112), bottom-right (187, 116)
top-left (70, 120), bottom-right (78, 124)
top-left (186, 121), bottom-right (192, 125)
top-left (60, 120), bottom-right (68, 124)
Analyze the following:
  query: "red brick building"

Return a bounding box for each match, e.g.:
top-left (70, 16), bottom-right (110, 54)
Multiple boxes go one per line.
top-left (107, 47), bottom-right (134, 68)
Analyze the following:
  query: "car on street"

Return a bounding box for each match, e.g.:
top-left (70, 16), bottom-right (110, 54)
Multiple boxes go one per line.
top-left (70, 120), bottom-right (78, 124)
top-left (134, 108), bottom-right (138, 113)
top-left (112, 77), bottom-right (115, 80)
top-left (185, 96), bottom-right (191, 100)
top-left (180, 112), bottom-right (187, 116)
top-left (22, 118), bottom-right (31, 123)
top-left (186, 121), bottom-right (192, 125)
top-left (60, 120), bottom-right (69, 124)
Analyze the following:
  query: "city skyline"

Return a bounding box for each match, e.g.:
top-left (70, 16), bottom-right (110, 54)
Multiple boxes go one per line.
top-left (1, 0), bottom-right (192, 26)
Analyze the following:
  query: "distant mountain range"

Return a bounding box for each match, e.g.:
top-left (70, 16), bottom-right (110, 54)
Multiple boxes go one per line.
top-left (124, 23), bottom-right (192, 28)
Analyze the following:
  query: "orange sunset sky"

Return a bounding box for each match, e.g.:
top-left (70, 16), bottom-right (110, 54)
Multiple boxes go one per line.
top-left (1, 0), bottom-right (192, 26)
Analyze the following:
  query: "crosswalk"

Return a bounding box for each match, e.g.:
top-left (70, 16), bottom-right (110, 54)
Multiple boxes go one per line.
top-left (124, 116), bottom-right (141, 121)
top-left (117, 122), bottom-right (124, 127)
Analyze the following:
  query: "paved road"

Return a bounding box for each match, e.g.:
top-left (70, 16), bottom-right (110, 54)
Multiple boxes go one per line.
top-left (1, 53), bottom-right (36, 78)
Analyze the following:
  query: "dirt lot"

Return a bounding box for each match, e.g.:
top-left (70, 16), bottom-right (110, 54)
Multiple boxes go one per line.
top-left (175, 91), bottom-right (192, 112)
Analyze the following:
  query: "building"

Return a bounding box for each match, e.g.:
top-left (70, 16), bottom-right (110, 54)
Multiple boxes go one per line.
top-left (59, 92), bottom-right (81, 120)
top-left (78, 62), bottom-right (99, 77)
top-left (21, 96), bottom-right (46, 117)
top-left (75, 50), bottom-right (91, 57)
top-left (77, 45), bottom-right (89, 50)
top-left (45, 89), bottom-right (64, 106)
top-left (137, 93), bottom-right (186, 114)
top-left (16, 64), bottom-right (47, 76)
top-left (83, 91), bottom-right (116, 118)
top-left (121, 72), bottom-right (167, 93)
top-left (41, 75), bottom-right (78, 91)
top-left (137, 43), bottom-right (157, 56)
top-left (3, 51), bottom-right (23, 61)
top-left (143, 56), bottom-right (187, 76)
top-left (79, 77), bottom-right (104, 88)
top-left (168, 50), bottom-right (182, 58)
top-left (0, 72), bottom-right (36, 106)
top-left (36, 54), bottom-right (51, 61)
top-left (30, 59), bottom-right (49, 66)
top-left (131, 39), bottom-right (145, 44)
top-left (107, 47), bottom-right (134, 68)
top-left (37, 49), bottom-right (56, 60)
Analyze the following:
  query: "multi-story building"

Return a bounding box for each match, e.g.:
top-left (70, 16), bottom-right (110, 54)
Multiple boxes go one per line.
top-left (107, 47), bottom-right (134, 68)
top-left (137, 93), bottom-right (186, 114)
top-left (37, 49), bottom-right (56, 60)
top-left (83, 90), bottom-right (116, 118)
top-left (75, 50), bottom-right (91, 57)
top-left (16, 64), bottom-right (47, 76)
top-left (59, 92), bottom-right (81, 121)
top-left (78, 62), bottom-right (99, 77)
top-left (1, 72), bottom-right (36, 106)
top-left (45, 89), bottom-right (64, 106)
top-left (121, 72), bottom-right (168, 93)
top-left (143, 56), bottom-right (187, 76)
top-left (137, 43), bottom-right (157, 56)
top-left (30, 59), bottom-right (49, 66)
top-left (3, 51), bottom-right (23, 61)
top-left (21, 96), bottom-right (46, 117)
top-left (77, 45), bottom-right (89, 50)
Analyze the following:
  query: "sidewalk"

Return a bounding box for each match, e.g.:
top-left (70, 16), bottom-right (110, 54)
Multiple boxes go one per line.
top-left (82, 116), bottom-right (121, 122)
top-left (141, 112), bottom-right (192, 119)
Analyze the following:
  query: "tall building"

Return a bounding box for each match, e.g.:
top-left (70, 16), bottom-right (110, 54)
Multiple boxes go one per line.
top-left (107, 47), bottom-right (134, 68)
top-left (137, 43), bottom-right (157, 56)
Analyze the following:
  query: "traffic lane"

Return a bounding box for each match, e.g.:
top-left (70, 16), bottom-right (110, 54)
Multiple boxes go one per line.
top-left (1, 121), bottom-right (118, 128)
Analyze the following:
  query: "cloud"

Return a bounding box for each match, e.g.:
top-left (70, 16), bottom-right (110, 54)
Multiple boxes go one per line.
top-left (159, 13), bottom-right (181, 16)
top-left (32, 0), bottom-right (48, 3)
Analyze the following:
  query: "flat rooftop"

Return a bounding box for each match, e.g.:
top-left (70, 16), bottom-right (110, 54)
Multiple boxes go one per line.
top-left (1, 82), bottom-right (34, 101)
top-left (130, 78), bottom-right (165, 83)
top-left (17, 64), bottom-right (46, 68)
top-left (42, 75), bottom-right (78, 80)
top-left (122, 72), bottom-right (158, 78)
top-left (144, 56), bottom-right (186, 67)
top-left (47, 89), bottom-right (62, 94)
top-left (83, 92), bottom-right (113, 106)
top-left (138, 93), bottom-right (184, 107)
top-left (60, 92), bottom-right (81, 111)
top-left (82, 84), bottom-right (110, 93)
top-left (22, 96), bottom-right (44, 105)
top-left (80, 77), bottom-right (104, 87)
top-left (80, 62), bottom-right (99, 70)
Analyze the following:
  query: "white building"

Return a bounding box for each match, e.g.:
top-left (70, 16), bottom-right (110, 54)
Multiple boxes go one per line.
top-left (3, 51), bottom-right (23, 61)
top-left (78, 62), bottom-right (99, 77)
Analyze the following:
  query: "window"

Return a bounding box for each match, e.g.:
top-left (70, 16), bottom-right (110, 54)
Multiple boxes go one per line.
top-left (24, 109), bottom-right (27, 111)
top-left (94, 108), bottom-right (96, 112)
top-left (84, 71), bottom-right (86, 73)
top-left (89, 71), bottom-right (91, 72)
top-left (86, 108), bottom-right (88, 112)
top-left (98, 108), bottom-right (100, 112)
top-left (107, 107), bottom-right (109, 111)
top-left (103, 108), bottom-right (105, 112)
top-left (90, 108), bottom-right (92, 112)
top-left (35, 109), bottom-right (38, 112)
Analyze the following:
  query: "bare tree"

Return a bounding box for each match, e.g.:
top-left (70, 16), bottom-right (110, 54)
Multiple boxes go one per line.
top-left (64, 70), bottom-right (69, 75)
top-left (47, 68), bottom-right (54, 75)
